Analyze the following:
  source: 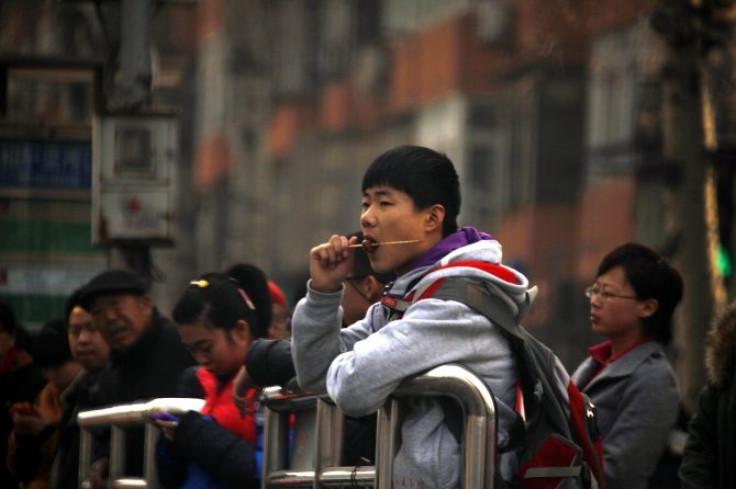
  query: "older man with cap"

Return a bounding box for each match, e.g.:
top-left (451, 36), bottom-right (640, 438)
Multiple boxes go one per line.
top-left (79, 269), bottom-right (195, 486)
top-left (80, 269), bottom-right (194, 403)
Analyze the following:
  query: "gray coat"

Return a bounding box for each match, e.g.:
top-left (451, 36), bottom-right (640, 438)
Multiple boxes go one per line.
top-left (572, 342), bottom-right (679, 489)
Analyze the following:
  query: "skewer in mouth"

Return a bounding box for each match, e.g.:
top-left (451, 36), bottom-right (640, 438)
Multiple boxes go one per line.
top-left (348, 239), bottom-right (422, 249)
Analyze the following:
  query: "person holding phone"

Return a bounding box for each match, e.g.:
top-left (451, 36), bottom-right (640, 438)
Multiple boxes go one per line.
top-left (7, 319), bottom-right (83, 489)
top-left (155, 266), bottom-right (271, 489)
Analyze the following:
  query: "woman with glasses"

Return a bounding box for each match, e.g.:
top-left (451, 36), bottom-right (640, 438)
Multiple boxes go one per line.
top-left (572, 243), bottom-right (683, 489)
top-left (155, 265), bottom-right (271, 489)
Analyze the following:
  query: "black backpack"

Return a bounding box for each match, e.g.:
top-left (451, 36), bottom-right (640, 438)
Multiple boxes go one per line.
top-left (381, 261), bottom-right (605, 489)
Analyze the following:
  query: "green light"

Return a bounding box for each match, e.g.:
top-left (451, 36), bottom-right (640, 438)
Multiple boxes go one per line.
top-left (717, 244), bottom-right (732, 278)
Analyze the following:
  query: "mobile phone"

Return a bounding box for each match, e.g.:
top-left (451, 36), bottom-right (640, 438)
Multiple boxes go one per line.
top-left (151, 412), bottom-right (179, 422)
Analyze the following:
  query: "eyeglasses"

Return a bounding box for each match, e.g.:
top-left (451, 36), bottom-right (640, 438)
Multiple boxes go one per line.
top-left (584, 286), bottom-right (638, 301)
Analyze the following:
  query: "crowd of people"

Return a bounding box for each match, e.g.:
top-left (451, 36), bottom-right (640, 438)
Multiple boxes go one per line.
top-left (1, 145), bottom-right (733, 489)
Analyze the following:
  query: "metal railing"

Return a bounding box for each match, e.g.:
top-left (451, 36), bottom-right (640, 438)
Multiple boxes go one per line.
top-left (261, 364), bottom-right (498, 489)
top-left (77, 397), bottom-right (205, 489)
top-left (76, 365), bottom-right (497, 489)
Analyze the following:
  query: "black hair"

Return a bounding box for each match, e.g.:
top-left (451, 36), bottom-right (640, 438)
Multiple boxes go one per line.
top-left (361, 145), bottom-right (461, 237)
top-left (172, 267), bottom-right (270, 340)
top-left (597, 243), bottom-right (684, 345)
top-left (64, 288), bottom-right (84, 329)
top-left (0, 300), bottom-right (17, 335)
top-left (225, 263), bottom-right (273, 331)
top-left (0, 302), bottom-right (36, 352)
top-left (349, 231), bottom-right (396, 284)
top-left (32, 318), bottom-right (73, 368)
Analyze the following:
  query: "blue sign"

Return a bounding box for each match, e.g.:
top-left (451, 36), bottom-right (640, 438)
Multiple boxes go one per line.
top-left (0, 139), bottom-right (92, 189)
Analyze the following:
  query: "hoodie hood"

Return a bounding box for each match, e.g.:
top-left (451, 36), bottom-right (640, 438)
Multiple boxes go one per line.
top-left (705, 301), bottom-right (736, 387)
top-left (391, 229), bottom-right (533, 321)
top-left (406, 226), bottom-right (494, 271)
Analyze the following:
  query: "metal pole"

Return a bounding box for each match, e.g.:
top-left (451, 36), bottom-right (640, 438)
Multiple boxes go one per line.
top-left (375, 399), bottom-right (400, 488)
top-left (119, 0), bottom-right (152, 108)
top-left (79, 429), bottom-right (93, 488)
top-left (143, 423), bottom-right (160, 489)
top-left (109, 426), bottom-right (126, 486)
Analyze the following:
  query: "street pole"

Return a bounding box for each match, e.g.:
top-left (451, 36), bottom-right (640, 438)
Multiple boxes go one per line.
top-left (111, 0), bottom-right (154, 284)
top-left (652, 0), bottom-right (733, 412)
top-left (118, 0), bottom-right (152, 110)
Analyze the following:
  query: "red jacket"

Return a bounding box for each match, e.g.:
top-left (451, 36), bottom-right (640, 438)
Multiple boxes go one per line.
top-left (195, 368), bottom-right (257, 443)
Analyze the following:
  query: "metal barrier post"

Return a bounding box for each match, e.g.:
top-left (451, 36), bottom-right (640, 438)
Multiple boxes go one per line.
top-left (260, 389), bottom-right (321, 486)
top-left (79, 427), bottom-right (92, 488)
top-left (143, 423), bottom-right (160, 487)
top-left (109, 426), bottom-right (126, 484)
top-left (374, 398), bottom-right (400, 488)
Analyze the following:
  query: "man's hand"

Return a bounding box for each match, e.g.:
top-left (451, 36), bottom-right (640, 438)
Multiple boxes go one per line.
top-left (233, 365), bottom-right (258, 416)
top-left (89, 457), bottom-right (109, 489)
top-left (11, 406), bottom-right (49, 436)
top-left (310, 234), bottom-right (359, 293)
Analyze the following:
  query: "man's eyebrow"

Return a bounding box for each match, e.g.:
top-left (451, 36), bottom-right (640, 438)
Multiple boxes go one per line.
top-left (363, 188), bottom-right (392, 197)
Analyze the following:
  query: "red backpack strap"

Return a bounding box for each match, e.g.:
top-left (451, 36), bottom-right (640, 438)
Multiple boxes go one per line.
top-left (567, 381), bottom-right (605, 489)
top-left (515, 381), bottom-right (526, 421)
top-left (436, 260), bottom-right (522, 284)
top-left (381, 260), bottom-right (522, 323)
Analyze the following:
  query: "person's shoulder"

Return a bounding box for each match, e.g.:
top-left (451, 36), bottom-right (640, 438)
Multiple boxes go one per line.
top-left (638, 343), bottom-right (675, 372)
top-left (631, 346), bottom-right (678, 392)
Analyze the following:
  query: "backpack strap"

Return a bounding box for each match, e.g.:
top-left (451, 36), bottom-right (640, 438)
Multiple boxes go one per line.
top-left (425, 277), bottom-right (536, 427)
top-left (380, 263), bottom-right (535, 435)
top-left (406, 270), bottom-right (536, 444)
top-left (416, 274), bottom-right (534, 339)
top-left (380, 260), bottom-right (536, 328)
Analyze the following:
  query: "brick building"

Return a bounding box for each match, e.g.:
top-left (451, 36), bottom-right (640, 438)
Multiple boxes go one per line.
top-left (0, 0), bottom-right (688, 370)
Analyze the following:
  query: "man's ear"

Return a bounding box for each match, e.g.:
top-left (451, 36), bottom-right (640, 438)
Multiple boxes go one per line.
top-left (364, 276), bottom-right (384, 303)
top-left (424, 204), bottom-right (446, 233)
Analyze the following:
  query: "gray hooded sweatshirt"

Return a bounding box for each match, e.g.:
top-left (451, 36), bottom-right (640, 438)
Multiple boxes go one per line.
top-left (292, 236), bottom-right (532, 488)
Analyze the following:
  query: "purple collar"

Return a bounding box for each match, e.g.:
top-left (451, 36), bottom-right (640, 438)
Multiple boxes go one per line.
top-left (405, 226), bottom-right (493, 272)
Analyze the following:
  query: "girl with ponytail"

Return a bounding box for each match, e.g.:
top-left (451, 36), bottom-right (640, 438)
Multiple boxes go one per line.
top-left (156, 265), bottom-right (271, 489)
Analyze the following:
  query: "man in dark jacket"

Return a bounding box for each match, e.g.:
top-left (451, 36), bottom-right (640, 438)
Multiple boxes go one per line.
top-left (49, 289), bottom-right (110, 489)
top-left (679, 301), bottom-right (736, 488)
top-left (79, 269), bottom-right (195, 486)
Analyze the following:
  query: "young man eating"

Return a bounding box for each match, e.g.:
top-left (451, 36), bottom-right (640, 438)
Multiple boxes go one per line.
top-left (291, 145), bottom-right (535, 488)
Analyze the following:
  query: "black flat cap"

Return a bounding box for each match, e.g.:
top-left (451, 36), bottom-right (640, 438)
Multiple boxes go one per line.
top-left (79, 269), bottom-right (149, 309)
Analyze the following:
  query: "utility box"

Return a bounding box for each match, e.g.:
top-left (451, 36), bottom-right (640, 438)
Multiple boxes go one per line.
top-left (92, 112), bottom-right (178, 245)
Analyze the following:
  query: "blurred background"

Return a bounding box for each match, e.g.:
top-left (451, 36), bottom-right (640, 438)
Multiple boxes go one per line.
top-left (0, 0), bottom-right (734, 411)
